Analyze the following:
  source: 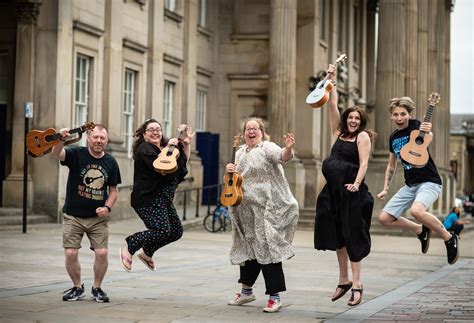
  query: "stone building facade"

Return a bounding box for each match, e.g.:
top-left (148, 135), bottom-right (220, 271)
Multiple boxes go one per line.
top-left (0, 0), bottom-right (455, 221)
top-left (450, 114), bottom-right (474, 197)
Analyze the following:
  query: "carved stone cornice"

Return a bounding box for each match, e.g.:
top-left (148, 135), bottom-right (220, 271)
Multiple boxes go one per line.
top-left (16, 1), bottom-right (41, 25)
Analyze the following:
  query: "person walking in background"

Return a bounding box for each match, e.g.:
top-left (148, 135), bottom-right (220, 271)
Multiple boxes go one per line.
top-left (51, 124), bottom-right (122, 303)
top-left (377, 97), bottom-right (459, 265)
top-left (443, 207), bottom-right (470, 236)
top-left (120, 119), bottom-right (193, 272)
top-left (226, 117), bottom-right (299, 313)
top-left (314, 64), bottom-right (374, 307)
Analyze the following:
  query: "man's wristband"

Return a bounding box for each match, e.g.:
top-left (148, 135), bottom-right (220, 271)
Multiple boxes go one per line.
top-left (104, 205), bottom-right (111, 212)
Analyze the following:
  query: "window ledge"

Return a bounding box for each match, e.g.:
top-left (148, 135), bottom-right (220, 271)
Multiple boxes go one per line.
top-left (164, 9), bottom-right (183, 24)
top-left (319, 39), bottom-right (328, 49)
top-left (197, 25), bottom-right (212, 39)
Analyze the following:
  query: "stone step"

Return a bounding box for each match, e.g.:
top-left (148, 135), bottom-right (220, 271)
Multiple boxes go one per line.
top-left (0, 214), bottom-right (54, 226)
top-left (0, 208), bottom-right (26, 217)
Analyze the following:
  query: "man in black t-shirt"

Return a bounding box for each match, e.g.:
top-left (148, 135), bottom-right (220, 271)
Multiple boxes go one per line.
top-left (51, 124), bottom-right (121, 302)
top-left (376, 97), bottom-right (459, 265)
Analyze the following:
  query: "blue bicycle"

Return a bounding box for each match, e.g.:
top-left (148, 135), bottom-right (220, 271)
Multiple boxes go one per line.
top-left (203, 204), bottom-right (231, 232)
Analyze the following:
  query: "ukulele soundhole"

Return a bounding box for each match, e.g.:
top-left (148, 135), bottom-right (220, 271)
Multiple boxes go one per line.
top-left (415, 137), bottom-right (424, 145)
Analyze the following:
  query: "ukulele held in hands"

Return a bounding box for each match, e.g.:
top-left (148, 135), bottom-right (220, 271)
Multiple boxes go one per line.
top-left (153, 126), bottom-right (187, 175)
top-left (26, 122), bottom-right (96, 158)
top-left (306, 54), bottom-right (347, 108)
top-left (220, 134), bottom-right (243, 207)
top-left (400, 92), bottom-right (441, 168)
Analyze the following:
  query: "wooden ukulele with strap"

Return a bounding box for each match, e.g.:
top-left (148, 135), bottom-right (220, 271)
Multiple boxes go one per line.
top-left (26, 122), bottom-right (96, 158)
top-left (400, 92), bottom-right (441, 168)
top-left (306, 54), bottom-right (347, 108)
top-left (220, 134), bottom-right (243, 207)
top-left (153, 126), bottom-right (187, 175)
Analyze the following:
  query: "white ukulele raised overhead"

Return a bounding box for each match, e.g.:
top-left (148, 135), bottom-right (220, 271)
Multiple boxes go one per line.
top-left (306, 54), bottom-right (347, 108)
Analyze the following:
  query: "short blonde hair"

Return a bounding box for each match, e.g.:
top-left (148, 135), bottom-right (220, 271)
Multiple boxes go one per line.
top-left (241, 117), bottom-right (270, 141)
top-left (388, 97), bottom-right (415, 114)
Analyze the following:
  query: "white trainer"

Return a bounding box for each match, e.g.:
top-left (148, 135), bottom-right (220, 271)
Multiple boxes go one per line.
top-left (227, 293), bottom-right (256, 305)
top-left (263, 299), bottom-right (282, 313)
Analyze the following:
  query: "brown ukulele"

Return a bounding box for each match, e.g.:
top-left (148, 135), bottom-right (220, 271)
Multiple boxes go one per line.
top-left (26, 122), bottom-right (96, 158)
top-left (400, 92), bottom-right (441, 168)
top-left (153, 127), bottom-right (187, 175)
top-left (220, 134), bottom-right (243, 207)
top-left (306, 54), bottom-right (347, 108)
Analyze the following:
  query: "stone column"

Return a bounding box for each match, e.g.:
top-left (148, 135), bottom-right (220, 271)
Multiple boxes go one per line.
top-left (268, 0), bottom-right (297, 141)
top-left (373, 0), bottom-right (406, 158)
top-left (365, 0), bottom-right (377, 124)
top-left (147, 0), bottom-right (164, 118)
top-left (182, 0), bottom-right (203, 191)
top-left (404, 0), bottom-right (417, 100)
top-left (103, 0), bottom-right (123, 146)
top-left (269, 0), bottom-right (305, 207)
top-left (2, 0), bottom-right (40, 207)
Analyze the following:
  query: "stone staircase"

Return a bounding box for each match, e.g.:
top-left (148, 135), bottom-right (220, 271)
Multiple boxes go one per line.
top-left (297, 208), bottom-right (315, 230)
top-left (0, 207), bottom-right (54, 226)
top-left (297, 207), bottom-right (473, 236)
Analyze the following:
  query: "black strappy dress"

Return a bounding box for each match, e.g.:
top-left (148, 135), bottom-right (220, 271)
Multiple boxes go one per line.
top-left (314, 135), bottom-right (373, 262)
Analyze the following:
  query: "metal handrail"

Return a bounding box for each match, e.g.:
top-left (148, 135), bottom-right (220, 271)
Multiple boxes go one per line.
top-left (175, 183), bottom-right (223, 221)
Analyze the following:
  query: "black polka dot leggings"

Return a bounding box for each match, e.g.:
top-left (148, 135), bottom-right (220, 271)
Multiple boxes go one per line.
top-left (125, 196), bottom-right (183, 258)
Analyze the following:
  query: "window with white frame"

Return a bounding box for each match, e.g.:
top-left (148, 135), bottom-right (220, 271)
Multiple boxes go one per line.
top-left (74, 54), bottom-right (91, 146)
top-left (196, 90), bottom-right (207, 131)
top-left (198, 0), bottom-right (206, 27)
top-left (123, 69), bottom-right (136, 158)
top-left (163, 81), bottom-right (174, 138)
top-left (165, 0), bottom-right (176, 11)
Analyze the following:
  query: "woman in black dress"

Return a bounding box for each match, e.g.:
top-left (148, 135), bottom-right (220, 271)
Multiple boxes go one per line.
top-left (314, 64), bottom-right (374, 306)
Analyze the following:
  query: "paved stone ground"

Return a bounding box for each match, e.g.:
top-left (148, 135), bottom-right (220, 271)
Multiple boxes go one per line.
top-left (0, 217), bottom-right (473, 322)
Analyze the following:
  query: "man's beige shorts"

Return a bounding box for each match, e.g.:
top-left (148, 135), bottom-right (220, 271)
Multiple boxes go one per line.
top-left (63, 214), bottom-right (109, 249)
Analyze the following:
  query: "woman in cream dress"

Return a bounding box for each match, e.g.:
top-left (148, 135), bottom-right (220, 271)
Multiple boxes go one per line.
top-left (225, 117), bottom-right (299, 313)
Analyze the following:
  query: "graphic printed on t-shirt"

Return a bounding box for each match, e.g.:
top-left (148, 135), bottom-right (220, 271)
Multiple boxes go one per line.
top-left (78, 164), bottom-right (109, 201)
top-left (391, 135), bottom-right (413, 170)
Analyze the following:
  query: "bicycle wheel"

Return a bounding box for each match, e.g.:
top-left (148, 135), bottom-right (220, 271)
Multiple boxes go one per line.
top-left (221, 210), bottom-right (232, 231)
top-left (203, 213), bottom-right (223, 233)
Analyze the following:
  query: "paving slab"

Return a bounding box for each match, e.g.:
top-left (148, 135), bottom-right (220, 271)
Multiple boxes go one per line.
top-left (0, 216), bottom-right (472, 322)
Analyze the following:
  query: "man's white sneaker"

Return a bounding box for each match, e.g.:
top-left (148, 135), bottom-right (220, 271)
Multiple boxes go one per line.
top-left (263, 299), bottom-right (282, 313)
top-left (227, 293), bottom-right (256, 305)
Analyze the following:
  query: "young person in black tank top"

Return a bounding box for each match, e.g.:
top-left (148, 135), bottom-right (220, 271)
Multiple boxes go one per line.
top-left (376, 97), bottom-right (459, 265)
top-left (314, 64), bottom-right (375, 306)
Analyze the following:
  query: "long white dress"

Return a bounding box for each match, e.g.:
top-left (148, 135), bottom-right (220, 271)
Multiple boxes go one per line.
top-left (229, 140), bottom-right (299, 265)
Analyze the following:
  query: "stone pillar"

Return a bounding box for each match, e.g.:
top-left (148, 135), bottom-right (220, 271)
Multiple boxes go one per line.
top-left (404, 0), bottom-right (417, 100)
top-left (365, 0), bottom-right (377, 117)
top-left (147, 0), bottom-right (164, 118)
top-left (268, 0), bottom-right (297, 140)
top-left (269, 0), bottom-right (305, 206)
top-left (182, 0), bottom-right (203, 191)
top-left (2, 0), bottom-right (40, 207)
top-left (373, 0), bottom-right (406, 158)
top-left (103, 0), bottom-right (123, 145)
